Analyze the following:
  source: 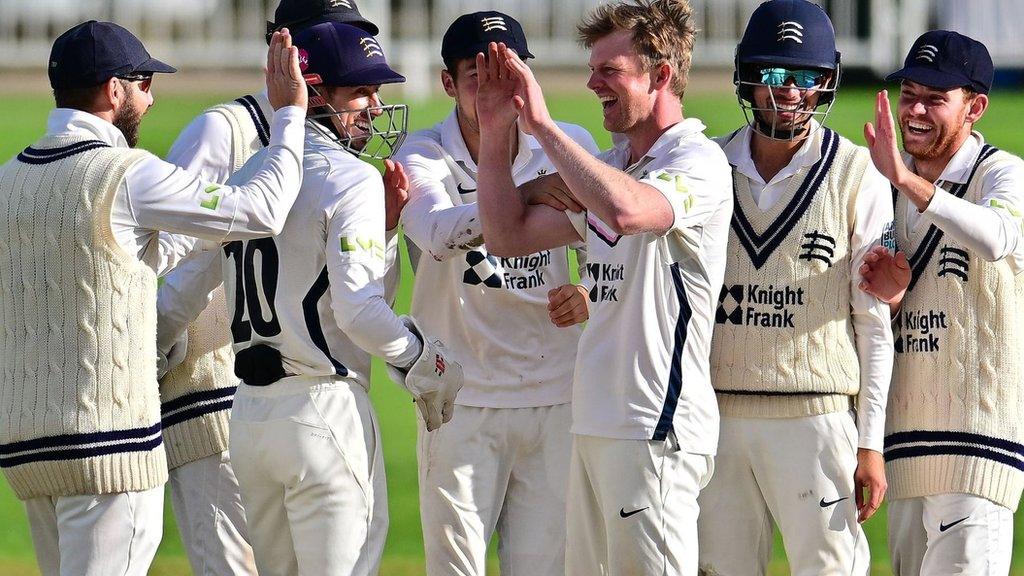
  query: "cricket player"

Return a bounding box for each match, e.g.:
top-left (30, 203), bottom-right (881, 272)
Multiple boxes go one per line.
top-left (156, 21), bottom-right (464, 576)
top-left (0, 21), bottom-right (307, 576)
top-left (859, 30), bottom-right (1024, 576)
top-left (471, 0), bottom-right (733, 572)
top-left (156, 2), bottom-right (381, 574)
top-left (693, 2), bottom-right (895, 574)
top-left (395, 11), bottom-right (596, 575)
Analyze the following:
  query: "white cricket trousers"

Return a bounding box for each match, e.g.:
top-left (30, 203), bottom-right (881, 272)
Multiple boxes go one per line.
top-left (566, 432), bottom-right (713, 576)
top-left (696, 411), bottom-right (869, 576)
top-left (24, 485), bottom-right (163, 576)
top-left (418, 403), bottom-right (572, 576)
top-left (888, 493), bottom-right (1014, 576)
top-left (229, 376), bottom-right (387, 576)
top-left (169, 450), bottom-right (257, 575)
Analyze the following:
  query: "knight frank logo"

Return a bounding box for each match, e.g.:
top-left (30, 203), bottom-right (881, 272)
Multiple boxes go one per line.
top-left (716, 284), bottom-right (744, 325)
top-left (938, 245), bottom-right (969, 281)
top-left (463, 249), bottom-right (504, 288)
top-left (716, 283), bottom-right (805, 328)
top-left (777, 21), bottom-right (804, 44)
top-left (916, 44), bottom-right (939, 63)
top-left (799, 230), bottom-right (836, 267)
top-left (481, 16), bottom-right (508, 31)
top-left (360, 37), bottom-right (384, 58)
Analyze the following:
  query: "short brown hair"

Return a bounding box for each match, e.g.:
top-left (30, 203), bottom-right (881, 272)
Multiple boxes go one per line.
top-left (577, 0), bottom-right (697, 98)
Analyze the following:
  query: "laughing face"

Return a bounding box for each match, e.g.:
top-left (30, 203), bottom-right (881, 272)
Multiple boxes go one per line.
top-left (586, 29), bottom-right (655, 135)
top-left (897, 80), bottom-right (976, 162)
top-left (750, 79), bottom-right (825, 138)
top-left (324, 84), bottom-right (383, 151)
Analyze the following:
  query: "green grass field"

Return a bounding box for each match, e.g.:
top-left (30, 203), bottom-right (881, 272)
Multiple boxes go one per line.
top-left (1, 85), bottom-right (1023, 574)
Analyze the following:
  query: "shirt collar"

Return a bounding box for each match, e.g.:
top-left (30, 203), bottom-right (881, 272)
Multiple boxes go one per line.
top-left (438, 109), bottom-right (535, 176)
top-left (906, 131), bottom-right (984, 185)
top-left (611, 118), bottom-right (707, 170)
top-left (721, 121), bottom-right (822, 186)
top-left (46, 108), bottom-right (129, 148)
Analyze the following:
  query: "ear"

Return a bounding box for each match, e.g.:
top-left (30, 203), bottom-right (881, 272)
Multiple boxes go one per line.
top-left (441, 69), bottom-right (457, 98)
top-left (102, 77), bottom-right (122, 109)
top-left (965, 92), bottom-right (988, 124)
top-left (651, 62), bottom-right (672, 91)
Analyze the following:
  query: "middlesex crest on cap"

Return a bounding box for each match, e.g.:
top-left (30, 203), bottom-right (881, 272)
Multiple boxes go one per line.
top-left (441, 11), bottom-right (534, 62)
top-left (886, 30), bottom-right (993, 94)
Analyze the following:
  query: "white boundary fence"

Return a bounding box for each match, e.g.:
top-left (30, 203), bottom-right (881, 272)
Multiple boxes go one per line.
top-left (0, 0), bottom-right (1020, 98)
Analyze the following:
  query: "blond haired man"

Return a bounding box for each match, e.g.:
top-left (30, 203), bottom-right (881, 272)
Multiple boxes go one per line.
top-left (472, 1), bottom-right (733, 573)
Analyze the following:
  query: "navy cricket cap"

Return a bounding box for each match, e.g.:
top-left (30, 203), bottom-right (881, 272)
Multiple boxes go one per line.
top-left (736, 0), bottom-right (839, 70)
top-left (441, 11), bottom-right (534, 63)
top-left (294, 22), bottom-right (404, 87)
top-left (268, 0), bottom-right (378, 40)
top-left (48, 21), bottom-right (176, 89)
top-left (886, 30), bottom-right (993, 94)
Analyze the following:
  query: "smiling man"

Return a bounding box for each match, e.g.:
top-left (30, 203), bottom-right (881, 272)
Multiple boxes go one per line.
top-left (394, 11), bottom-right (597, 576)
top-left (695, 2), bottom-right (895, 574)
top-left (470, 0), bottom-right (734, 573)
top-left (858, 30), bottom-right (1024, 576)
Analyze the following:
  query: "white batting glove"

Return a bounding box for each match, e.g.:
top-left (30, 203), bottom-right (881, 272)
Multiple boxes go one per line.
top-left (157, 330), bottom-right (189, 380)
top-left (386, 315), bottom-right (463, 431)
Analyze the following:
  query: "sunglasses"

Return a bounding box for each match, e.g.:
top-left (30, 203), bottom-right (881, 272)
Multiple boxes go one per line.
top-left (759, 67), bottom-right (826, 89)
top-left (116, 72), bottom-right (154, 92)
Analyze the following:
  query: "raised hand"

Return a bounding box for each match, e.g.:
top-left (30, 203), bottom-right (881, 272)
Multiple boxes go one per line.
top-left (547, 284), bottom-right (590, 327)
top-left (858, 245), bottom-right (910, 306)
top-left (266, 28), bottom-right (308, 111)
top-left (863, 90), bottom-right (908, 187)
top-left (383, 159), bottom-right (410, 231)
top-left (500, 43), bottom-right (554, 135)
top-left (474, 42), bottom-right (520, 132)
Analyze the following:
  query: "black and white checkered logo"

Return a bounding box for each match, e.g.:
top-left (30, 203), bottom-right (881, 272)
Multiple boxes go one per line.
top-left (716, 284), bottom-right (744, 325)
top-left (777, 21), bottom-right (804, 44)
top-left (481, 16), bottom-right (508, 32)
top-left (463, 249), bottom-right (504, 288)
top-left (916, 44), bottom-right (939, 63)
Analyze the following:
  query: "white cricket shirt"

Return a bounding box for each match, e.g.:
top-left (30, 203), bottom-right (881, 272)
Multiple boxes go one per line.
top-left (158, 123), bottom-right (421, 388)
top-left (566, 118), bottom-right (732, 453)
top-left (397, 111), bottom-right (598, 408)
top-left (40, 105), bottom-right (304, 275)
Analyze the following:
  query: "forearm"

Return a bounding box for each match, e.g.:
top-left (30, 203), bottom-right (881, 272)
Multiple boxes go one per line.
top-left (157, 244), bottom-right (223, 354)
top-left (531, 121), bottom-right (670, 235)
top-left (402, 199), bottom-right (482, 261)
top-left (476, 125), bottom-right (534, 255)
top-left (852, 305), bottom-right (893, 452)
top-left (922, 187), bottom-right (1020, 262)
top-left (332, 293), bottom-right (421, 368)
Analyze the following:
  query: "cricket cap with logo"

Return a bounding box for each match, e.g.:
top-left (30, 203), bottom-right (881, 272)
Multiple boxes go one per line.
top-left (441, 11), bottom-right (534, 62)
top-left (293, 21), bottom-right (404, 89)
top-left (886, 30), bottom-right (993, 94)
top-left (48, 20), bottom-right (176, 89)
top-left (267, 0), bottom-right (378, 42)
top-left (735, 0), bottom-right (840, 71)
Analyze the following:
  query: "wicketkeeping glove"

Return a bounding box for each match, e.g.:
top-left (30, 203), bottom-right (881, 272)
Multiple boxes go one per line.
top-left (386, 315), bottom-right (463, 431)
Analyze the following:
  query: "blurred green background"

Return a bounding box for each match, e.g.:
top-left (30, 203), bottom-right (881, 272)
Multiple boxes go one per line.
top-left (1, 84), bottom-right (1023, 574)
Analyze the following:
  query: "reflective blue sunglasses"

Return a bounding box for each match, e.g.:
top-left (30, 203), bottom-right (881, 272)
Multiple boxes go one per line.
top-left (759, 67), bottom-right (825, 89)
